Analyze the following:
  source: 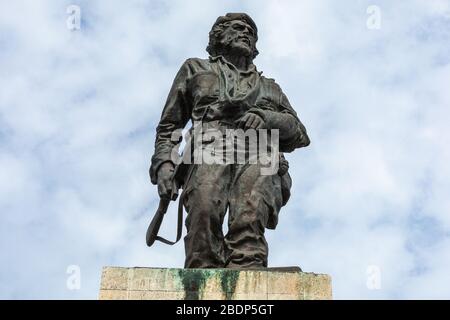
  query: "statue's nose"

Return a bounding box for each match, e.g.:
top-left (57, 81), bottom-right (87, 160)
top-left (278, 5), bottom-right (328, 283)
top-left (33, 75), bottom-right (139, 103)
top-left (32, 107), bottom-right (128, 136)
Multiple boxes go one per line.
top-left (243, 26), bottom-right (251, 35)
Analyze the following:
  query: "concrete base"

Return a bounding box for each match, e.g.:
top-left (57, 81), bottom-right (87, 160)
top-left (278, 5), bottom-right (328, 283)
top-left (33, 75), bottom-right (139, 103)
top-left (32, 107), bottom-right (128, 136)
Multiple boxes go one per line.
top-left (99, 266), bottom-right (332, 300)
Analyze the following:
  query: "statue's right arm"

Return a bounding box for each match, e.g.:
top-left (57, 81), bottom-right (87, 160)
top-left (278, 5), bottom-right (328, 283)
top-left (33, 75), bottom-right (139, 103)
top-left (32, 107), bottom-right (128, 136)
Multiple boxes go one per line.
top-left (149, 59), bottom-right (194, 186)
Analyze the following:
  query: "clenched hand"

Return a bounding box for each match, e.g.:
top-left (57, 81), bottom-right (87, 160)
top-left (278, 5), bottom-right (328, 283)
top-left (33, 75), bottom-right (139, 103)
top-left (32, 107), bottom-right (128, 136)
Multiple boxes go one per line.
top-left (157, 162), bottom-right (175, 200)
top-left (235, 112), bottom-right (265, 130)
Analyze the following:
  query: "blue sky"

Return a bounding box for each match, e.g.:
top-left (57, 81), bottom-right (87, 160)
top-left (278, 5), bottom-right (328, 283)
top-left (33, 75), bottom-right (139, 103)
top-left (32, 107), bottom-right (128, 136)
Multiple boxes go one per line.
top-left (0, 0), bottom-right (449, 299)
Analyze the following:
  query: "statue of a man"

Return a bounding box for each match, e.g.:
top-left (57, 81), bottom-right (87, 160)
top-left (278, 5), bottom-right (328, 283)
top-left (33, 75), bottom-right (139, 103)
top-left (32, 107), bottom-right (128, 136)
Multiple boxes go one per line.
top-left (150, 13), bottom-right (310, 268)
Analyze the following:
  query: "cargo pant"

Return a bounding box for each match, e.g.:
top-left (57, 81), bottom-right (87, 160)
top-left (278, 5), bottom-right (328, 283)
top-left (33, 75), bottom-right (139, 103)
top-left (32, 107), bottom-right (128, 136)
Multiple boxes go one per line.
top-left (181, 160), bottom-right (284, 268)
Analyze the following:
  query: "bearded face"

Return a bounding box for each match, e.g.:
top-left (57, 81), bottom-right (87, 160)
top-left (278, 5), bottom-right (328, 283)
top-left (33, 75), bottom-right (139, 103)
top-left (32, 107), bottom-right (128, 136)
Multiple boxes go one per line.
top-left (217, 20), bottom-right (257, 58)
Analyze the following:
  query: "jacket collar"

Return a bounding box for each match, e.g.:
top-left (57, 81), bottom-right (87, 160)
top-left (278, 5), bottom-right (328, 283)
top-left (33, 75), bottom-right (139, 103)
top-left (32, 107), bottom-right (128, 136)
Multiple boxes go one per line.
top-left (209, 55), bottom-right (260, 75)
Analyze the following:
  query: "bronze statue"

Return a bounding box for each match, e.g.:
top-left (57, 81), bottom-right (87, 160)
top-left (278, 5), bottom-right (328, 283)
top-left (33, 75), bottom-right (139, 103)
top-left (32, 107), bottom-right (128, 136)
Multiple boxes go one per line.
top-left (148, 13), bottom-right (310, 269)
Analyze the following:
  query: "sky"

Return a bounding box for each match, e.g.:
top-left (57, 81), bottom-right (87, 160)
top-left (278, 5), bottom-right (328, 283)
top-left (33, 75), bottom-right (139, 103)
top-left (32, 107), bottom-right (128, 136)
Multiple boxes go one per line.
top-left (0, 0), bottom-right (449, 299)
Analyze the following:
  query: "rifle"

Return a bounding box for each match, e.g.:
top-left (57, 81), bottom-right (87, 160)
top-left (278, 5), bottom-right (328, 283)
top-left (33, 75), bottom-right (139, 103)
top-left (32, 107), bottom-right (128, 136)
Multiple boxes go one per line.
top-left (145, 178), bottom-right (182, 247)
top-left (146, 119), bottom-right (199, 247)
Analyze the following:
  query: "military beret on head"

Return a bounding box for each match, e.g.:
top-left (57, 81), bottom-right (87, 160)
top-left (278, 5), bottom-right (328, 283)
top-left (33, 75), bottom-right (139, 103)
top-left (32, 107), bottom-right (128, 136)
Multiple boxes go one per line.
top-left (212, 13), bottom-right (258, 36)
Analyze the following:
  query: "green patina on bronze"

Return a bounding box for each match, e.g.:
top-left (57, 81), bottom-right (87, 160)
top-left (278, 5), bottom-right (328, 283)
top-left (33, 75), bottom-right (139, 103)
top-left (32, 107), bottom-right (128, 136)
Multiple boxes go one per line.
top-left (176, 269), bottom-right (240, 300)
top-left (178, 269), bottom-right (214, 300)
top-left (220, 269), bottom-right (239, 300)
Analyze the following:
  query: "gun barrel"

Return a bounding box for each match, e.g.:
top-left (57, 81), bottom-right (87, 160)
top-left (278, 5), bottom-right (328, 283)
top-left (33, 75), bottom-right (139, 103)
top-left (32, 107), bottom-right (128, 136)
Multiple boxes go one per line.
top-left (146, 198), bottom-right (170, 247)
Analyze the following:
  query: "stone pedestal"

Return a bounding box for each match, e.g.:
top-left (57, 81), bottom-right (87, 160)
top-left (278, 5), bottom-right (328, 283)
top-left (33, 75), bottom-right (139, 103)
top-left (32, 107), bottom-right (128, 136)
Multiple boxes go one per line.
top-left (99, 266), bottom-right (332, 300)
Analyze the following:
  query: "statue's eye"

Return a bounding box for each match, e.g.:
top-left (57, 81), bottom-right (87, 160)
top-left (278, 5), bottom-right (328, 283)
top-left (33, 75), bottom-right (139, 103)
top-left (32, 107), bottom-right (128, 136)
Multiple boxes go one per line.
top-left (230, 23), bottom-right (255, 37)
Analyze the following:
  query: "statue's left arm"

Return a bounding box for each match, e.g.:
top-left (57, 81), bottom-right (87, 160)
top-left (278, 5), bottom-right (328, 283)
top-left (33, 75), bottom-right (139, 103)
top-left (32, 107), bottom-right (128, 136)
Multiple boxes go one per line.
top-left (249, 85), bottom-right (310, 153)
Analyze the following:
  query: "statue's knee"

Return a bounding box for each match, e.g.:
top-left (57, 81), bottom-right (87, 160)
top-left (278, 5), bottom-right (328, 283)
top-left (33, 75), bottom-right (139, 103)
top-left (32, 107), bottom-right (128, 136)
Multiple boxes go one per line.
top-left (229, 197), bottom-right (270, 230)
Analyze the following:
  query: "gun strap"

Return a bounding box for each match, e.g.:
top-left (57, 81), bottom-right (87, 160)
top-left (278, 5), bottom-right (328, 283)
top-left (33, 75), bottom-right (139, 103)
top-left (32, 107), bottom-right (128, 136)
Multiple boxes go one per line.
top-left (154, 192), bottom-right (184, 245)
top-left (154, 163), bottom-right (196, 246)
